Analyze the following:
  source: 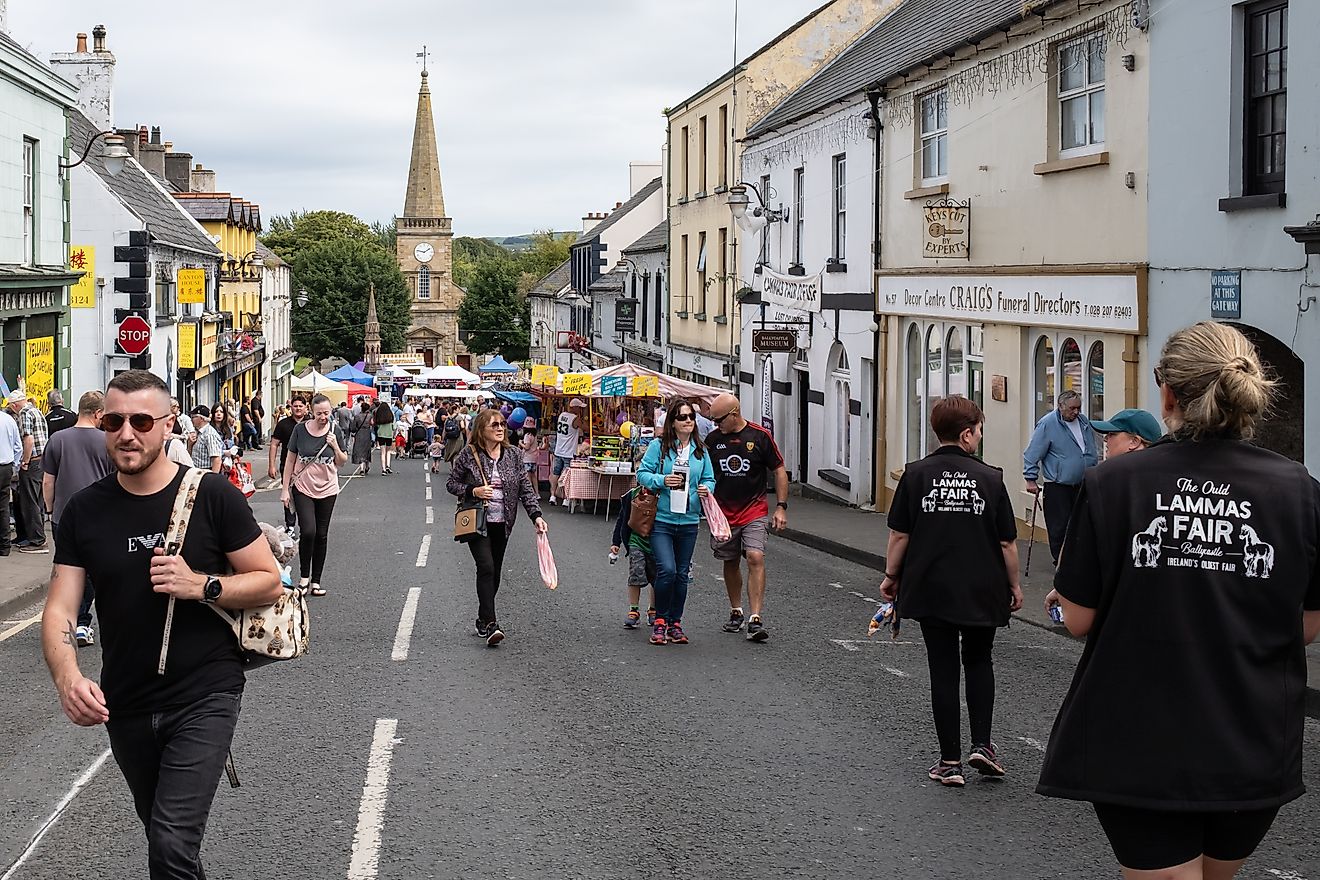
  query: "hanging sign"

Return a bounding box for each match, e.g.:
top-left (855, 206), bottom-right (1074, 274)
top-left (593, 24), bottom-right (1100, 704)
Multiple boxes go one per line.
top-left (177, 322), bottom-right (198, 370)
top-left (178, 268), bottom-right (206, 304)
top-left (629, 375), bottom-right (659, 398)
top-left (922, 199), bottom-right (971, 260)
top-left (562, 373), bottom-right (593, 396)
top-left (753, 329), bottom-right (797, 353)
top-left (531, 364), bottom-right (559, 386)
top-left (614, 299), bottom-right (638, 334)
top-left (69, 245), bottom-right (96, 308)
top-left (25, 337), bottom-right (55, 411)
top-left (601, 376), bottom-right (628, 397)
top-left (761, 267), bottom-right (821, 314)
top-left (761, 357), bottom-right (774, 438)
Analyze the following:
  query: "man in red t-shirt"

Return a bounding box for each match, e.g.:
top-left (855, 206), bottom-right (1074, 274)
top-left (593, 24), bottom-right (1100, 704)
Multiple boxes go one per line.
top-left (704, 392), bottom-right (788, 642)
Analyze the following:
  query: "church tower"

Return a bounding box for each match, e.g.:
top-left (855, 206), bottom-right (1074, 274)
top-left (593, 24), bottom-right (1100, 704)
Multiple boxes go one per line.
top-left (396, 57), bottom-right (466, 369)
top-left (363, 283), bottom-right (381, 373)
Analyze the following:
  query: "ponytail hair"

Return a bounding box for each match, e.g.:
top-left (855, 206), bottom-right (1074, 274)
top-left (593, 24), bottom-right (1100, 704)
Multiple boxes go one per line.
top-left (1157, 322), bottom-right (1275, 441)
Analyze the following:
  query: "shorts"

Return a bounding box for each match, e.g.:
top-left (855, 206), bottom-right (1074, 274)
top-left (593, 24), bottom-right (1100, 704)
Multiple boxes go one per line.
top-left (377, 437), bottom-right (393, 447)
top-left (552, 455), bottom-right (572, 476)
top-left (711, 517), bottom-right (769, 561)
top-left (627, 548), bottom-right (657, 588)
top-left (1092, 803), bottom-right (1280, 871)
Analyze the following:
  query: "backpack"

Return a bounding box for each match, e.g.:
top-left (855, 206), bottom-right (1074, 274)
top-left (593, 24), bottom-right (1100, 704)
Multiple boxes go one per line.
top-left (444, 417), bottom-right (462, 440)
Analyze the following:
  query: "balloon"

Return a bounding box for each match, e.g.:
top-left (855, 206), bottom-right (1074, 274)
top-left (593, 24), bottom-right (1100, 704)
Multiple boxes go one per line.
top-left (508, 407), bottom-right (527, 429)
top-left (614, 411), bottom-right (628, 426)
top-left (620, 421), bottom-right (634, 440)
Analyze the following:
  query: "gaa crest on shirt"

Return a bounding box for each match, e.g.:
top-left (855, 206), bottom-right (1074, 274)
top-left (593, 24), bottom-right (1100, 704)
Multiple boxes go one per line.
top-left (1130, 477), bottom-right (1275, 578)
top-left (920, 470), bottom-right (986, 515)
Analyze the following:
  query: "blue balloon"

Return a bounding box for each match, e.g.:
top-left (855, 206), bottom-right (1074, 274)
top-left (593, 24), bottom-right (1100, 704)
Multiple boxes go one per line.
top-left (508, 407), bottom-right (527, 429)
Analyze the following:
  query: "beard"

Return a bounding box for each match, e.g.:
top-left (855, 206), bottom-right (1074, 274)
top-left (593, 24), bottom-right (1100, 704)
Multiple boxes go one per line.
top-left (111, 439), bottom-right (163, 475)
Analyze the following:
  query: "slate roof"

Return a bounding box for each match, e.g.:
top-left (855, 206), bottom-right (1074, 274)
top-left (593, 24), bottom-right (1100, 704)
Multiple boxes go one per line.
top-left (174, 195), bottom-right (233, 222)
top-left (588, 270), bottom-right (625, 294)
top-left (528, 258), bottom-right (571, 298)
top-left (622, 220), bottom-right (667, 255)
top-left (253, 240), bottom-right (285, 267)
top-left (68, 109), bottom-right (220, 256)
top-left (748, 0), bottom-right (1026, 139)
top-left (574, 177), bottom-right (663, 245)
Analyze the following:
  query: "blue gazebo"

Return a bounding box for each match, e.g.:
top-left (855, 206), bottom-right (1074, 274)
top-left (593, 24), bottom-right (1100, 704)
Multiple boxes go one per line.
top-left (326, 364), bottom-right (374, 385)
top-left (479, 355), bottom-right (519, 375)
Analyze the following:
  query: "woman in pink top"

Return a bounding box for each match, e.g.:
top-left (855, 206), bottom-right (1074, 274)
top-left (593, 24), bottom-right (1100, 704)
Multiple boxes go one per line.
top-left (280, 394), bottom-right (348, 596)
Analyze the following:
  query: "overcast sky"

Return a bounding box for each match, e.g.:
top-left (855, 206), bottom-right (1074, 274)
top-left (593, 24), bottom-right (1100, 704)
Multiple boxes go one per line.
top-left (12, 0), bottom-right (827, 238)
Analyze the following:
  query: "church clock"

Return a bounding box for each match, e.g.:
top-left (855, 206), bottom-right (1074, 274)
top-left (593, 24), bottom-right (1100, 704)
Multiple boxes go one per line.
top-left (413, 242), bottom-right (435, 263)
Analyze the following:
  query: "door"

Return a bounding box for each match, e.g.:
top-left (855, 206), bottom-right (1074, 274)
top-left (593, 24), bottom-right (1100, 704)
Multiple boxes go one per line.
top-left (860, 357), bottom-right (874, 505)
top-left (423, 348), bottom-right (435, 368)
top-left (457, 354), bottom-right (471, 371)
top-left (797, 371), bottom-right (810, 484)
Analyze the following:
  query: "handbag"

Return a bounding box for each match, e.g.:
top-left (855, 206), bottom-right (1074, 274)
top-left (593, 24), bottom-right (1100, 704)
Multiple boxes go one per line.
top-left (627, 487), bottom-right (658, 538)
top-left (454, 446), bottom-right (490, 543)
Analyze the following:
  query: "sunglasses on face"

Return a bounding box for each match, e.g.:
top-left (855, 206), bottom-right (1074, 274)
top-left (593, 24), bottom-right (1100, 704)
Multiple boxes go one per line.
top-left (489, 420), bottom-right (507, 429)
top-left (710, 410), bottom-right (735, 422)
top-left (100, 412), bottom-right (171, 433)
top-left (671, 413), bottom-right (696, 422)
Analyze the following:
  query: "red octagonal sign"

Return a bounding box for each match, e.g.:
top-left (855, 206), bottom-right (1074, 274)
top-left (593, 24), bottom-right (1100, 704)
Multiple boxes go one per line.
top-left (117, 315), bottom-right (152, 357)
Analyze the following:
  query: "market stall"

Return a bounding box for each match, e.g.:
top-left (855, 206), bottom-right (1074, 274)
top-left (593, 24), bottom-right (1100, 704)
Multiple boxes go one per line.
top-left (342, 380), bottom-right (378, 403)
top-left (291, 370), bottom-right (349, 405)
top-left (326, 364), bottom-right (375, 386)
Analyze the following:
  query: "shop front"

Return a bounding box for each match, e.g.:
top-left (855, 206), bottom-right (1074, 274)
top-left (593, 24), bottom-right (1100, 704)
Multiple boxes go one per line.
top-left (176, 316), bottom-right (224, 410)
top-left (877, 268), bottom-right (1146, 524)
top-left (0, 281), bottom-right (73, 409)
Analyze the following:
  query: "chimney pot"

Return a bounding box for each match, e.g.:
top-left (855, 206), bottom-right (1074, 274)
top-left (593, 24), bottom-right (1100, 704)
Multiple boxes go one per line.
top-left (150, 126), bottom-right (161, 145)
top-left (138, 126), bottom-right (147, 145)
top-left (615, 201), bottom-right (622, 209)
top-left (76, 33), bottom-right (88, 53)
top-left (92, 24), bottom-right (106, 53)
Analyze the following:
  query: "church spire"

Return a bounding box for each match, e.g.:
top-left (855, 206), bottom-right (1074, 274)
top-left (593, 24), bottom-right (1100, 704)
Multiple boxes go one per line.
top-left (403, 68), bottom-right (446, 219)
top-left (364, 282), bottom-right (382, 372)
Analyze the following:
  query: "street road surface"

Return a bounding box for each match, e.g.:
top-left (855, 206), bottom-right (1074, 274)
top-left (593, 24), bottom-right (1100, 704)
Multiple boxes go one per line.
top-left (3, 463), bottom-right (1318, 878)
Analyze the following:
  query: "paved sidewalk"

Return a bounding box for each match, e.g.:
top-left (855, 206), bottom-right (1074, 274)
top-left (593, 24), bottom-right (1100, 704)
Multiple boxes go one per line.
top-left (0, 522), bottom-right (52, 620)
top-left (775, 492), bottom-right (1320, 713)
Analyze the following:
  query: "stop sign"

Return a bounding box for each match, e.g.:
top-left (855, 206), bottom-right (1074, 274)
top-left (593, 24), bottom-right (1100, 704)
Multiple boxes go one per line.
top-left (117, 315), bottom-right (152, 357)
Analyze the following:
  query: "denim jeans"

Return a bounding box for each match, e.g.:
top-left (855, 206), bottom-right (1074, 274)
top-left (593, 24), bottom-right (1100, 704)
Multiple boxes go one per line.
top-left (106, 691), bottom-right (242, 880)
top-left (650, 520), bottom-right (698, 624)
top-left (0, 462), bottom-right (12, 553)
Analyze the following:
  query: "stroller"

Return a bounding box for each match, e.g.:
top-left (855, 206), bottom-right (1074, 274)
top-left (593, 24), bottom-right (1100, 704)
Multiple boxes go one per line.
top-left (406, 422), bottom-right (429, 459)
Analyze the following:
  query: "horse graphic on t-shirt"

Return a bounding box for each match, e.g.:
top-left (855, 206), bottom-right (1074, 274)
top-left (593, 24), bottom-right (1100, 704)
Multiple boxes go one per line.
top-left (1131, 517), bottom-right (1167, 568)
top-left (1239, 525), bottom-right (1275, 578)
top-left (971, 490), bottom-right (986, 515)
top-left (921, 489), bottom-right (938, 513)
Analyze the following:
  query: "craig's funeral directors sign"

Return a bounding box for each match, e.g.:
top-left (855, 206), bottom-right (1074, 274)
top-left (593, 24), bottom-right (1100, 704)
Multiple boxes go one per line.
top-left (878, 275), bottom-right (1140, 334)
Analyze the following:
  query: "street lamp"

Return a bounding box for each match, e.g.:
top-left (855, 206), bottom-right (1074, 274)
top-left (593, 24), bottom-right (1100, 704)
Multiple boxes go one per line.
top-left (615, 257), bottom-right (651, 279)
top-left (727, 181), bottom-right (787, 228)
top-left (296, 288), bottom-right (309, 308)
top-left (59, 130), bottom-right (130, 176)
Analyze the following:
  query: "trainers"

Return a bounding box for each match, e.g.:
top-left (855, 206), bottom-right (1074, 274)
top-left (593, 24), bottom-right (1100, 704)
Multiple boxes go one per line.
top-left (968, 743), bottom-right (1006, 777)
top-left (722, 609), bottom-right (746, 633)
top-left (667, 622), bottom-right (688, 644)
top-left (474, 619), bottom-right (488, 637)
top-left (646, 608), bottom-right (657, 627)
top-left (928, 761), bottom-right (966, 787)
top-left (650, 619), bottom-right (668, 645)
top-left (624, 610), bottom-right (642, 629)
top-left (485, 624), bottom-right (505, 647)
top-left (75, 625), bottom-right (94, 647)
top-left (746, 615), bottom-right (769, 642)
top-left (18, 543), bottom-right (48, 554)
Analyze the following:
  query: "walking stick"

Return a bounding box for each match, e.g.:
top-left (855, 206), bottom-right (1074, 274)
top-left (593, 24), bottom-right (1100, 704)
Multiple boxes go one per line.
top-left (1024, 490), bottom-right (1041, 577)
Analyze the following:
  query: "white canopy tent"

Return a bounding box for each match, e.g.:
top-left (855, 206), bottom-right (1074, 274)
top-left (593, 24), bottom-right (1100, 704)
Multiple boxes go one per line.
top-left (291, 371), bottom-right (349, 405)
top-left (415, 365), bottom-right (483, 386)
top-left (396, 387), bottom-right (494, 400)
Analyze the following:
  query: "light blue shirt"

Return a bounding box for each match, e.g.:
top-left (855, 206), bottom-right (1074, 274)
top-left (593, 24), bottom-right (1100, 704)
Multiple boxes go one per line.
top-left (0, 409), bottom-right (20, 465)
top-left (1022, 409), bottom-right (1098, 486)
top-left (637, 438), bottom-right (717, 526)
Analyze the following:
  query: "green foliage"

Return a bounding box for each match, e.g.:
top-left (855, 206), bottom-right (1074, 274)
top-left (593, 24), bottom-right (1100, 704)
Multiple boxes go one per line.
top-left (457, 261), bottom-right (529, 360)
top-left (371, 218), bottom-right (397, 254)
top-left (262, 210), bottom-right (377, 263)
top-left (289, 239), bottom-right (410, 362)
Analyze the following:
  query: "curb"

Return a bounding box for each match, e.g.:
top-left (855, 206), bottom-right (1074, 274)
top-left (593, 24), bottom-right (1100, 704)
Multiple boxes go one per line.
top-left (0, 577), bottom-right (47, 622)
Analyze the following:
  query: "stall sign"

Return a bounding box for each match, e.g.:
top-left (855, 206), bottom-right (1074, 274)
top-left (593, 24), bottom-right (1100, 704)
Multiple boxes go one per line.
top-left (761, 267), bottom-right (821, 313)
top-left (922, 200), bottom-right (970, 260)
top-left (877, 274), bottom-right (1140, 334)
top-left (69, 245), bottom-right (95, 308)
top-left (630, 375), bottom-right (659, 397)
top-left (177, 322), bottom-right (198, 370)
top-left (562, 373), bottom-right (593, 396)
top-left (25, 337), bottom-right (55, 411)
top-left (601, 376), bottom-right (628, 397)
top-left (531, 364), bottom-right (559, 386)
top-left (178, 268), bottom-right (206, 304)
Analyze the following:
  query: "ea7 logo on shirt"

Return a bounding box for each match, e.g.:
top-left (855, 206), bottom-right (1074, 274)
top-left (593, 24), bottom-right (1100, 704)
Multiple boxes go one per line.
top-left (1132, 478), bottom-right (1275, 577)
top-left (128, 533), bottom-right (167, 553)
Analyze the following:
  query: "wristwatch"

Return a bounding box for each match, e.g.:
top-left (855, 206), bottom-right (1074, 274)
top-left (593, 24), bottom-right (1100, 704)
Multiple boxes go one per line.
top-left (776, 501), bottom-right (789, 510)
top-left (202, 576), bottom-right (223, 605)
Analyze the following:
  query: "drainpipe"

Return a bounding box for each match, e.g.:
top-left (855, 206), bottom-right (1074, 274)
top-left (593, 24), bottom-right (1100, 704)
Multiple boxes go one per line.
top-left (867, 89), bottom-right (886, 510)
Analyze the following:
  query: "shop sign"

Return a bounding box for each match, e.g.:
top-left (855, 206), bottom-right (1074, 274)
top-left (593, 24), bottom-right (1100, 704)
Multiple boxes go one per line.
top-left (197, 321), bottom-right (220, 371)
top-left (601, 376), bottom-right (628, 397)
top-left (530, 364), bottom-right (558, 386)
top-left (922, 200), bottom-right (970, 260)
top-left (629, 375), bottom-right (659, 397)
top-left (25, 337), bottom-right (55, 411)
top-left (177, 322), bottom-right (198, 370)
top-left (762, 267), bottom-right (821, 314)
top-left (69, 245), bottom-right (96, 308)
top-left (753, 329), bottom-right (797, 353)
top-left (1210, 270), bottom-right (1241, 319)
top-left (274, 355), bottom-right (295, 380)
top-left (760, 357), bottom-right (774, 437)
top-left (614, 299), bottom-right (638, 334)
top-left (878, 274), bottom-right (1140, 333)
top-left (562, 373), bottom-right (593, 396)
top-left (178, 268), bottom-right (206, 304)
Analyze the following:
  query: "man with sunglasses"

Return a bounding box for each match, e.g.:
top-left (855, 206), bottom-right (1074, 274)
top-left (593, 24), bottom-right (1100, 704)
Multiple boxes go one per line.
top-left (189, 405), bottom-right (224, 473)
top-left (704, 392), bottom-right (788, 642)
top-left (41, 369), bottom-right (281, 880)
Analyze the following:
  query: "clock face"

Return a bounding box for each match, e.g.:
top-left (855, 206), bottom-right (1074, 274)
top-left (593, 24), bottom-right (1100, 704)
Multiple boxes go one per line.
top-left (413, 242), bottom-right (435, 263)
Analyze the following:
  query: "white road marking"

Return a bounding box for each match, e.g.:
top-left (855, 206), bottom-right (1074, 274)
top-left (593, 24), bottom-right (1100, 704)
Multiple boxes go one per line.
top-left (848, 591), bottom-right (866, 599)
top-left (829, 638), bottom-right (914, 651)
top-left (829, 582), bottom-right (845, 589)
top-left (858, 596), bottom-right (880, 603)
top-left (425, 471), bottom-right (431, 485)
top-left (0, 614), bottom-right (41, 642)
top-left (883, 667), bottom-right (908, 678)
top-left (830, 639), bottom-right (862, 652)
top-left (425, 486), bottom-right (432, 501)
top-left (425, 506), bottom-right (434, 524)
top-left (415, 535), bottom-right (431, 568)
top-left (1015, 736), bottom-right (1048, 753)
top-left (347, 719), bottom-right (400, 880)
top-left (0, 748), bottom-right (112, 880)
top-left (391, 589), bottom-right (421, 662)
top-left (1266, 870), bottom-right (1307, 880)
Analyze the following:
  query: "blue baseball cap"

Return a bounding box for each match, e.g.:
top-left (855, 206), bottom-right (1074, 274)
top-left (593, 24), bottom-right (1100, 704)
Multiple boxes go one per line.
top-left (1091, 409), bottom-right (1163, 444)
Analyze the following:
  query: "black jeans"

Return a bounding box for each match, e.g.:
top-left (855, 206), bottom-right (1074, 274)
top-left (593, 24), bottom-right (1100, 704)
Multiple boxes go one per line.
top-left (15, 459), bottom-right (44, 545)
top-left (467, 522), bottom-right (510, 626)
top-left (106, 691), bottom-right (242, 880)
top-left (290, 487), bottom-right (337, 582)
top-left (920, 621), bottom-right (997, 762)
top-left (0, 462), bottom-right (12, 553)
top-left (1042, 482), bottom-right (1081, 565)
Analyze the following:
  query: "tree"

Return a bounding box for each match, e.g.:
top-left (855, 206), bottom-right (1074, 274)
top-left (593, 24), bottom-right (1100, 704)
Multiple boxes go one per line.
top-left (453, 236), bottom-right (512, 289)
top-left (371, 217), bottom-right (397, 254)
top-left (289, 239), bottom-right (411, 362)
top-left (515, 230), bottom-right (574, 280)
top-left (457, 261), bottom-right (529, 360)
top-left (262, 210), bottom-right (378, 263)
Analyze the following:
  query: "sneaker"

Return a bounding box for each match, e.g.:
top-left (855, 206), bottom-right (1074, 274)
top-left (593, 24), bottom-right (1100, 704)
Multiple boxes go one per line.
top-left (18, 543), bottom-right (48, 554)
top-left (667, 622), bottom-right (688, 644)
top-left (722, 609), bottom-right (746, 633)
top-left (746, 616), bottom-right (769, 642)
top-left (650, 619), bottom-right (668, 645)
top-left (928, 761), bottom-right (965, 787)
top-left (75, 625), bottom-right (94, 647)
top-left (968, 743), bottom-right (1006, 777)
top-left (485, 625), bottom-right (504, 647)
top-left (624, 610), bottom-right (642, 629)
top-left (474, 619), bottom-right (488, 637)
top-left (646, 608), bottom-right (657, 627)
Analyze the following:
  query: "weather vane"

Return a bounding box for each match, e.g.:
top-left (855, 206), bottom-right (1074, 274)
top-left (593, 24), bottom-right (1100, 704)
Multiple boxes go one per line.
top-left (417, 44), bottom-right (429, 75)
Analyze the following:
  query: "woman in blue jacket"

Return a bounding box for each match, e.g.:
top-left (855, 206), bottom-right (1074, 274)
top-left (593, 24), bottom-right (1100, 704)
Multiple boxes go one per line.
top-left (637, 397), bottom-right (716, 645)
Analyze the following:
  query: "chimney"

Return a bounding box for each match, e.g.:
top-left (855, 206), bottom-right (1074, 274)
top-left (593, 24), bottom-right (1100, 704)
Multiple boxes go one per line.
top-left (48, 24), bottom-right (117, 130)
top-left (615, 201), bottom-right (623, 210)
top-left (629, 160), bottom-right (662, 196)
top-left (0, 0), bottom-right (8, 34)
top-left (150, 126), bottom-right (161, 145)
top-left (165, 152), bottom-right (193, 192)
top-left (139, 130), bottom-right (166, 182)
top-left (190, 163), bottom-right (217, 193)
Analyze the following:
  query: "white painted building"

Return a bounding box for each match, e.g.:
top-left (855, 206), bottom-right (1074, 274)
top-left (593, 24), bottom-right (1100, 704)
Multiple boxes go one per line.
top-left (255, 241), bottom-right (294, 409)
top-left (618, 220), bottom-right (668, 373)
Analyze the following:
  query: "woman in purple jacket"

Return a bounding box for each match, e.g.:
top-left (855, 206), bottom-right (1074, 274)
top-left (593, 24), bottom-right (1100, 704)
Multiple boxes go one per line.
top-left (447, 407), bottom-right (547, 646)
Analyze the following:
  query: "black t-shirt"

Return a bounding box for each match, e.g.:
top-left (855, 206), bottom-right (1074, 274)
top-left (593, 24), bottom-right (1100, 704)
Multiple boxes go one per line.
top-left (1038, 438), bottom-right (1320, 810)
top-left (239, 403), bottom-right (253, 425)
top-left (705, 422), bottom-right (784, 526)
top-left (887, 445), bottom-right (1018, 626)
top-left (46, 405), bottom-right (76, 436)
top-left (54, 465), bottom-right (262, 715)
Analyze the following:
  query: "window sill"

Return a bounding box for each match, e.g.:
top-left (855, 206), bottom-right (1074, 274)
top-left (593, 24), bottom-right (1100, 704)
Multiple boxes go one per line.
top-left (676, 310), bottom-right (689, 319)
top-left (787, 265), bottom-right (806, 277)
top-left (1219, 192), bottom-right (1287, 212)
top-left (1034, 151), bottom-right (1109, 175)
top-left (904, 182), bottom-right (949, 200)
top-left (817, 468), bottom-right (852, 491)
top-left (714, 184), bottom-right (729, 194)
top-left (676, 197), bottom-right (690, 205)
top-left (695, 191), bottom-right (708, 200)
top-left (714, 315), bottom-right (727, 325)
top-left (155, 315), bottom-right (177, 327)
top-left (694, 312), bottom-right (707, 322)
top-left (825, 261), bottom-right (847, 273)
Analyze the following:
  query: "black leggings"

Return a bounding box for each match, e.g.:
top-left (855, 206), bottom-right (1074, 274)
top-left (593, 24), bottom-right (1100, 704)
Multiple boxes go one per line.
top-left (290, 487), bottom-right (337, 583)
top-left (919, 621), bottom-right (997, 762)
top-left (467, 523), bottom-right (510, 627)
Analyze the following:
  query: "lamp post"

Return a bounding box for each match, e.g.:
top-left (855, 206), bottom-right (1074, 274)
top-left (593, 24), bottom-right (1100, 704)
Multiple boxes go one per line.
top-left (59, 130), bottom-right (130, 176)
top-left (727, 181), bottom-right (788, 226)
top-left (296, 288), bottom-right (309, 308)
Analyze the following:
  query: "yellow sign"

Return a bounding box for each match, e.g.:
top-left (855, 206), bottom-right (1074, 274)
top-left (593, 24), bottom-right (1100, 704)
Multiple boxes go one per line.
top-left (197, 320), bottom-right (220, 371)
top-left (530, 364), bottom-right (558, 386)
top-left (178, 268), bottom-right (206, 304)
top-left (562, 373), bottom-right (593, 396)
top-left (630, 375), bottom-right (659, 397)
top-left (177, 323), bottom-right (197, 370)
top-left (25, 337), bottom-right (55, 412)
top-left (69, 245), bottom-right (95, 308)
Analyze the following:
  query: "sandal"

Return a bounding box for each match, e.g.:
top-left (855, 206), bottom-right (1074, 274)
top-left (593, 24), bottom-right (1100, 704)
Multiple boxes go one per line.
top-left (309, 584), bottom-right (327, 597)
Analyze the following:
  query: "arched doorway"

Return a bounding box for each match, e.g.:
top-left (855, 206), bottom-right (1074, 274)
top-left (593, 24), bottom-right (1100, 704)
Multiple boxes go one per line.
top-left (1231, 324), bottom-right (1304, 463)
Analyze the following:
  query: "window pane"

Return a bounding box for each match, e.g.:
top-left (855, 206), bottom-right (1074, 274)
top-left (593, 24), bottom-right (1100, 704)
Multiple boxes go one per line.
top-left (925, 327), bottom-right (944, 454)
top-left (1251, 11), bottom-right (1266, 52)
top-left (1251, 55), bottom-right (1267, 95)
top-left (969, 325), bottom-right (984, 357)
top-left (946, 327), bottom-right (965, 397)
top-left (922, 140), bottom-right (939, 180)
top-left (906, 325), bottom-right (922, 462)
top-left (1061, 337), bottom-right (1082, 395)
top-left (1272, 133), bottom-right (1286, 175)
top-left (1266, 49), bottom-right (1283, 91)
top-left (1088, 36), bottom-right (1106, 84)
top-left (1087, 341), bottom-right (1105, 421)
top-left (1061, 96), bottom-right (1088, 149)
top-left (1268, 9), bottom-right (1282, 49)
top-left (922, 95), bottom-right (938, 133)
top-left (937, 134), bottom-right (948, 177)
top-left (936, 91), bottom-right (947, 128)
top-left (1034, 336), bottom-right (1055, 423)
top-left (1060, 43), bottom-right (1084, 91)
top-left (1089, 90), bottom-right (1105, 144)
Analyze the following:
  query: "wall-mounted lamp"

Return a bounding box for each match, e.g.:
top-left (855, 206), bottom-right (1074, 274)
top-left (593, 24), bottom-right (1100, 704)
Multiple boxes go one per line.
top-left (296, 288), bottom-right (309, 307)
top-left (616, 257), bottom-right (651, 279)
top-left (727, 181), bottom-right (788, 230)
top-left (59, 130), bottom-right (130, 177)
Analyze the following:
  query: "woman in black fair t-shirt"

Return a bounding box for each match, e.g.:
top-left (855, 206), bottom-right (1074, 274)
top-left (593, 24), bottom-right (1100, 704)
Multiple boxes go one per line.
top-left (1038, 322), bottom-right (1320, 878)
